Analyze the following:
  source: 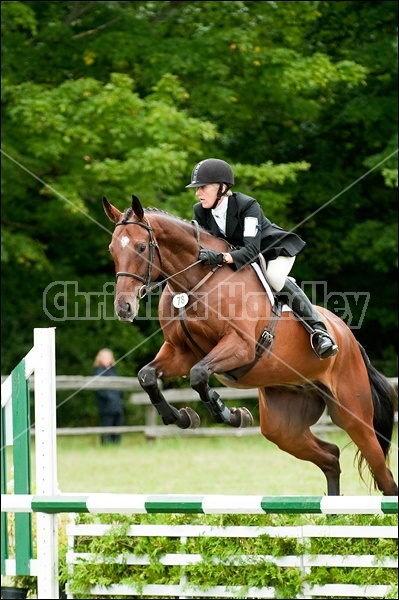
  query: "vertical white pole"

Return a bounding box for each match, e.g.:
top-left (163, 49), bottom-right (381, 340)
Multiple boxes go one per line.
top-left (34, 328), bottom-right (59, 599)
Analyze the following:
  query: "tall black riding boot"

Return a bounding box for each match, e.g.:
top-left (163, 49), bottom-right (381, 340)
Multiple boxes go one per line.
top-left (277, 278), bottom-right (338, 359)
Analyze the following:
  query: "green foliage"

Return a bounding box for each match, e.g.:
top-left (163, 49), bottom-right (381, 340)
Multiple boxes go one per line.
top-left (306, 566), bottom-right (397, 586)
top-left (341, 220), bottom-right (398, 272)
top-left (0, 228), bottom-right (50, 270)
top-left (1, 1), bottom-right (397, 412)
top-left (66, 512), bottom-right (397, 599)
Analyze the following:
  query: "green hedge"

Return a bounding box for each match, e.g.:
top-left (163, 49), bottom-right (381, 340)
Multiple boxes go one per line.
top-left (65, 513), bottom-right (398, 599)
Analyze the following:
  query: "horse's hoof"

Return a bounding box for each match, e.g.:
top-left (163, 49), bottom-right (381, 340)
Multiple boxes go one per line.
top-left (230, 407), bottom-right (254, 428)
top-left (177, 407), bottom-right (201, 430)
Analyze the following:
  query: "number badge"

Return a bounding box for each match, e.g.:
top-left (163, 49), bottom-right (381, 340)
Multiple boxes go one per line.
top-left (172, 293), bottom-right (189, 308)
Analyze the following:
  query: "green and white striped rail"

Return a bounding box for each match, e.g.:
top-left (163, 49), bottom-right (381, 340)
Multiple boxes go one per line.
top-left (1, 329), bottom-right (58, 600)
top-left (2, 493), bottom-right (397, 515)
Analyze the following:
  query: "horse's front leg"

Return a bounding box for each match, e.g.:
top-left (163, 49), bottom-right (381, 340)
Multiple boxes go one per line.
top-left (138, 342), bottom-right (200, 429)
top-left (189, 337), bottom-right (254, 428)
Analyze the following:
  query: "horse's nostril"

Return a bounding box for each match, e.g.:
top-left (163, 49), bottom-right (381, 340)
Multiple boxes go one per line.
top-left (116, 301), bottom-right (132, 319)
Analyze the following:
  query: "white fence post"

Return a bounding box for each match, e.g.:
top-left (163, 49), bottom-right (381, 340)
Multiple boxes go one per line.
top-left (34, 328), bottom-right (59, 599)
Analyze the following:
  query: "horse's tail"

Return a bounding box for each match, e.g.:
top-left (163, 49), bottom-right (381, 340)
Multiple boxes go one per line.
top-left (356, 342), bottom-right (397, 488)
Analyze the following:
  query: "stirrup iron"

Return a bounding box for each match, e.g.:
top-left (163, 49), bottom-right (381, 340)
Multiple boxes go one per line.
top-left (310, 329), bottom-right (339, 359)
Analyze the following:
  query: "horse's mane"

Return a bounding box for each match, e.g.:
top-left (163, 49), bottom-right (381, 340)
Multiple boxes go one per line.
top-left (122, 205), bottom-right (192, 225)
top-left (123, 205), bottom-right (211, 237)
top-left (122, 205), bottom-right (229, 250)
top-left (145, 206), bottom-right (192, 226)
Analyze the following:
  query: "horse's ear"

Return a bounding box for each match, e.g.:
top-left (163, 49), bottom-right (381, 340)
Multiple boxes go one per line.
top-left (132, 195), bottom-right (144, 221)
top-left (102, 197), bottom-right (122, 223)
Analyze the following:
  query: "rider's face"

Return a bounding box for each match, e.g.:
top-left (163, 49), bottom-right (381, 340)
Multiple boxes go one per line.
top-left (195, 184), bottom-right (219, 208)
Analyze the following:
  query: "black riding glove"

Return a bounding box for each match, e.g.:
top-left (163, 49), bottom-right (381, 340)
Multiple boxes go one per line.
top-left (199, 249), bottom-right (224, 265)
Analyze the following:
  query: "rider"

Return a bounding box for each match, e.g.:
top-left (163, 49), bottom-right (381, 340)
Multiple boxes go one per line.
top-left (186, 158), bottom-right (338, 359)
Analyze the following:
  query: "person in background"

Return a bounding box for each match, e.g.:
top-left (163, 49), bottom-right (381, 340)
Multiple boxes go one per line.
top-left (187, 158), bottom-right (338, 359)
top-left (93, 348), bottom-right (124, 445)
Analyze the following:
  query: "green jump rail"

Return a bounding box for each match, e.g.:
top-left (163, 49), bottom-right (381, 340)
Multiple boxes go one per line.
top-left (1, 493), bottom-right (397, 515)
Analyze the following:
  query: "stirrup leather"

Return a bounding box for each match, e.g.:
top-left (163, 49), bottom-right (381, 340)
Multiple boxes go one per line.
top-left (310, 329), bottom-right (339, 359)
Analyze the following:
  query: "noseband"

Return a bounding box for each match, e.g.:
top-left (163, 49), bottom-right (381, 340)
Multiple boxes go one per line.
top-left (114, 218), bottom-right (161, 298)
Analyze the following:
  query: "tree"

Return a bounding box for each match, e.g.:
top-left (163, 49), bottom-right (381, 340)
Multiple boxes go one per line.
top-left (1, 1), bottom-right (397, 394)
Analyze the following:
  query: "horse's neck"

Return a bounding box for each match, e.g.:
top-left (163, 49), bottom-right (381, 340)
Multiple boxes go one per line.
top-left (153, 217), bottom-right (200, 291)
top-left (152, 214), bottom-right (229, 291)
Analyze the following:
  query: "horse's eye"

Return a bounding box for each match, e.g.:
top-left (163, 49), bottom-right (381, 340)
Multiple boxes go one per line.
top-left (137, 243), bottom-right (146, 253)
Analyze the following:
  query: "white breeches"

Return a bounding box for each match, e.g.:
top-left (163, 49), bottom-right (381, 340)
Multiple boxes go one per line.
top-left (265, 255), bottom-right (296, 292)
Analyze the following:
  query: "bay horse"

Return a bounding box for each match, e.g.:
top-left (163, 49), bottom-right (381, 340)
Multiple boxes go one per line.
top-left (103, 195), bottom-right (398, 497)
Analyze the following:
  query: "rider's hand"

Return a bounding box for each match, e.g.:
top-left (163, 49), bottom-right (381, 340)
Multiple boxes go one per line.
top-left (199, 249), bottom-right (224, 265)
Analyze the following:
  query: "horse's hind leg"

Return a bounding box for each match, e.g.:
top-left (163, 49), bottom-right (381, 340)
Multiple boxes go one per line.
top-left (259, 387), bottom-right (342, 495)
top-left (326, 378), bottom-right (398, 496)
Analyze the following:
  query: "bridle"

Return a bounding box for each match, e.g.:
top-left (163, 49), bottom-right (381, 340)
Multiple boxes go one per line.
top-left (113, 217), bottom-right (209, 299)
top-left (114, 218), bottom-right (162, 299)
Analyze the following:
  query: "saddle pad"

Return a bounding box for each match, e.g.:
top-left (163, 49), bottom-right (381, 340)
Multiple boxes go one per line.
top-left (251, 263), bottom-right (292, 312)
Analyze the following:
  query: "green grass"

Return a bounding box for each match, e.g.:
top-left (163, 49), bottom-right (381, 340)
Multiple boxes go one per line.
top-left (47, 426), bottom-right (398, 496)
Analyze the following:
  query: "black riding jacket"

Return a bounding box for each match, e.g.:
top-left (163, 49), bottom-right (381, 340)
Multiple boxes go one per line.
top-left (193, 192), bottom-right (306, 270)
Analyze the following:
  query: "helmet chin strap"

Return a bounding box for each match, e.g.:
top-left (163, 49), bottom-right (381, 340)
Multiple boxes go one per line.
top-left (211, 183), bottom-right (230, 210)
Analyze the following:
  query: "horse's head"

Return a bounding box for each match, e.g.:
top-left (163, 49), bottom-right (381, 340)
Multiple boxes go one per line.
top-left (103, 195), bottom-right (161, 322)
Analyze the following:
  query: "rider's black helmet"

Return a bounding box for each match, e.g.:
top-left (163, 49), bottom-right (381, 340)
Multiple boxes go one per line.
top-left (186, 158), bottom-right (234, 188)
